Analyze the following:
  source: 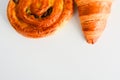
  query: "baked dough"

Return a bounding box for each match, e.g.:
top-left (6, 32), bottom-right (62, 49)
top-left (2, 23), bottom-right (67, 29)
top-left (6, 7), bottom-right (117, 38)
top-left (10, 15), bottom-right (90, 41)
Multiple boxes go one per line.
top-left (7, 0), bottom-right (73, 38)
top-left (75, 0), bottom-right (113, 44)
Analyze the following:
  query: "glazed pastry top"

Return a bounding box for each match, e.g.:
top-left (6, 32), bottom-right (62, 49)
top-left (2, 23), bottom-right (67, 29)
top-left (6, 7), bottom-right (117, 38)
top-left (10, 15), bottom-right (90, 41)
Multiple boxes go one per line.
top-left (7, 0), bottom-right (73, 38)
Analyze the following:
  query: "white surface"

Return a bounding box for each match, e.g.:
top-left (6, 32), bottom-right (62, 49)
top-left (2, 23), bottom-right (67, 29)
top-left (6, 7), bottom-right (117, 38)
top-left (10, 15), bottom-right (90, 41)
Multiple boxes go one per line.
top-left (0, 0), bottom-right (120, 80)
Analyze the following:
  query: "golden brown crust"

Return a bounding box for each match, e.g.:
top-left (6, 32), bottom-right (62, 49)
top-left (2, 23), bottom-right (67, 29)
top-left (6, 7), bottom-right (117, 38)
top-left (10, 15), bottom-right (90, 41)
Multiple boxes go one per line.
top-left (7, 0), bottom-right (73, 38)
top-left (75, 0), bottom-right (113, 44)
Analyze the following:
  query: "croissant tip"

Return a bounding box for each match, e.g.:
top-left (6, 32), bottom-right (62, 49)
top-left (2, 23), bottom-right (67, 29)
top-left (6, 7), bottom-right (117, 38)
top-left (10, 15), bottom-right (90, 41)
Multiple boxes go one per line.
top-left (86, 39), bottom-right (97, 44)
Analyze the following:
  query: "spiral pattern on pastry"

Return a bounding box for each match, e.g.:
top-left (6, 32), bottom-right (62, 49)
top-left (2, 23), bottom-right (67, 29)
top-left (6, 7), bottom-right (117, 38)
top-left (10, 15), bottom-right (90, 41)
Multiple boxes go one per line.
top-left (7, 0), bottom-right (73, 38)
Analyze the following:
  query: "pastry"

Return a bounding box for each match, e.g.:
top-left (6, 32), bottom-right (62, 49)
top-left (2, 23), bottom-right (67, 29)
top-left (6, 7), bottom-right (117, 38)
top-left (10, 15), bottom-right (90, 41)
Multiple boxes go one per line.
top-left (75, 0), bottom-right (113, 44)
top-left (7, 0), bottom-right (73, 38)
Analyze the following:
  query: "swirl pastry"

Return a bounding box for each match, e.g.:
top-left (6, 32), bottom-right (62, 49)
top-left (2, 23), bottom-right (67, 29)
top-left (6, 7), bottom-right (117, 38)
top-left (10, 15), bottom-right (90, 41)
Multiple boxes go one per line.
top-left (7, 0), bottom-right (73, 38)
top-left (75, 0), bottom-right (113, 44)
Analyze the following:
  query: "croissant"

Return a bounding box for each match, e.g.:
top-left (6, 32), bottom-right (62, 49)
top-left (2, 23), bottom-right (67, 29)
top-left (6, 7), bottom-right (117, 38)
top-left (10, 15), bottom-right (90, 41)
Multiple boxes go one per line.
top-left (7, 0), bottom-right (73, 38)
top-left (75, 0), bottom-right (113, 44)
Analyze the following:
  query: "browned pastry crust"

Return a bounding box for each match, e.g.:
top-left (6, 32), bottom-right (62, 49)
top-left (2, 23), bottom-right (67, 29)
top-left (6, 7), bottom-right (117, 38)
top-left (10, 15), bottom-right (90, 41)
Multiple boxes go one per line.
top-left (75, 0), bottom-right (113, 44)
top-left (7, 0), bottom-right (73, 38)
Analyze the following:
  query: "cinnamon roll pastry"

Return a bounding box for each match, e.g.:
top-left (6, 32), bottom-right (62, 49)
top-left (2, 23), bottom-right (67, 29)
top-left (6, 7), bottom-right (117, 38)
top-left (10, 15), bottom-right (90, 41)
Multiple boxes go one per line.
top-left (75, 0), bottom-right (113, 44)
top-left (7, 0), bottom-right (73, 38)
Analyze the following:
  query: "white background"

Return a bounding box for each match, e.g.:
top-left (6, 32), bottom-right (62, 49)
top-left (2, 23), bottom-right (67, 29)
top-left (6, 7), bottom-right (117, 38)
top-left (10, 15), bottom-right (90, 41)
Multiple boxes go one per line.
top-left (0, 0), bottom-right (120, 80)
